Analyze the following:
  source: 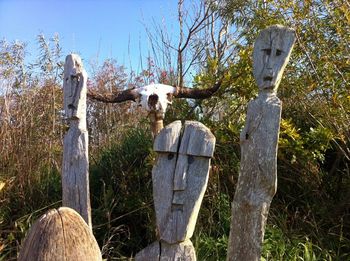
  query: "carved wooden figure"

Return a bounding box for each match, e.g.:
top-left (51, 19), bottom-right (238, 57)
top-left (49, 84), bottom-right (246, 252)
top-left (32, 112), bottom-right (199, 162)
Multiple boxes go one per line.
top-left (62, 54), bottom-right (91, 228)
top-left (18, 207), bottom-right (102, 261)
top-left (136, 121), bottom-right (216, 261)
top-left (227, 25), bottom-right (295, 261)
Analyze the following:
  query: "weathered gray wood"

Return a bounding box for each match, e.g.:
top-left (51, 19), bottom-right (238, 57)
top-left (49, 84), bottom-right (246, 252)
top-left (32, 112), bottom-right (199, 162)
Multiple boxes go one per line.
top-left (227, 95), bottom-right (281, 261)
top-left (137, 120), bottom-right (215, 260)
top-left (160, 240), bottom-right (196, 261)
top-left (252, 24), bottom-right (295, 94)
top-left (135, 240), bottom-right (196, 261)
top-left (62, 54), bottom-right (91, 228)
top-left (18, 207), bottom-right (102, 261)
top-left (63, 54), bottom-right (87, 122)
top-left (135, 241), bottom-right (160, 260)
top-left (179, 121), bottom-right (215, 157)
top-left (160, 155), bottom-right (211, 243)
top-left (227, 25), bottom-right (295, 261)
top-left (154, 120), bottom-right (182, 152)
top-left (154, 121), bottom-right (215, 243)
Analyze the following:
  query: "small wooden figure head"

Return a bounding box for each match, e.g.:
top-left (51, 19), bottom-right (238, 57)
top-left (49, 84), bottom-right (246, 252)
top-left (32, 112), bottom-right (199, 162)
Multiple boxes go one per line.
top-left (253, 25), bottom-right (296, 93)
top-left (63, 54), bottom-right (87, 121)
top-left (18, 207), bottom-right (101, 261)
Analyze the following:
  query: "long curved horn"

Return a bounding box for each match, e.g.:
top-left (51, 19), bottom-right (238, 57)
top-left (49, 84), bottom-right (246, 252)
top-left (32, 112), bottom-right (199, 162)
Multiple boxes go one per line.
top-left (174, 79), bottom-right (222, 99)
top-left (87, 88), bottom-right (140, 103)
top-left (87, 78), bottom-right (223, 103)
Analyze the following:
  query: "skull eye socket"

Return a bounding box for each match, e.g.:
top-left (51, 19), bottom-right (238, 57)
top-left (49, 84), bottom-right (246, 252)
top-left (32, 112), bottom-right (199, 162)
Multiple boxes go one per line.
top-left (148, 94), bottom-right (159, 109)
top-left (276, 49), bottom-right (282, 56)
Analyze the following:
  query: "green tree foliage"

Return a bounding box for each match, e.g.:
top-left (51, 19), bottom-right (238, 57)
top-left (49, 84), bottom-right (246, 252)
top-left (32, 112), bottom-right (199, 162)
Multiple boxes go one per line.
top-left (194, 0), bottom-right (350, 259)
top-left (90, 127), bottom-right (155, 259)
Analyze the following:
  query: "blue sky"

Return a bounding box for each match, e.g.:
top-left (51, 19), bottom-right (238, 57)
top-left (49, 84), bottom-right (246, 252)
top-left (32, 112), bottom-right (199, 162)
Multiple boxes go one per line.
top-left (0, 0), bottom-right (181, 73)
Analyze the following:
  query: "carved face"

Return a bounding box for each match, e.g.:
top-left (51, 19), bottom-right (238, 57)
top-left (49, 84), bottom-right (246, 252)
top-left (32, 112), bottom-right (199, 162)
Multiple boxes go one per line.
top-left (152, 121), bottom-right (215, 243)
top-left (253, 25), bottom-right (295, 92)
top-left (63, 54), bottom-right (87, 120)
top-left (137, 84), bottom-right (176, 117)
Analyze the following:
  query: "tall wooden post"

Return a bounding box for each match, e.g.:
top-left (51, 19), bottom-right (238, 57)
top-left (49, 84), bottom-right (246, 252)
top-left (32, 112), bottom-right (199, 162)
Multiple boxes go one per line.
top-left (149, 111), bottom-right (164, 138)
top-left (227, 25), bottom-right (295, 261)
top-left (62, 54), bottom-right (91, 228)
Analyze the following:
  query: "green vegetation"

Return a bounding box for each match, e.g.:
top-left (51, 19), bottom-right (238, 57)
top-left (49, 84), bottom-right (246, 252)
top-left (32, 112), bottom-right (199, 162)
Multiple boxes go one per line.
top-left (1, 1), bottom-right (349, 260)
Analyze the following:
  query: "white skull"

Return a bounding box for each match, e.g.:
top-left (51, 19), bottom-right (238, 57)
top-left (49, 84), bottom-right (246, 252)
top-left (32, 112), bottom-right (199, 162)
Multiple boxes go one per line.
top-left (137, 84), bottom-right (176, 117)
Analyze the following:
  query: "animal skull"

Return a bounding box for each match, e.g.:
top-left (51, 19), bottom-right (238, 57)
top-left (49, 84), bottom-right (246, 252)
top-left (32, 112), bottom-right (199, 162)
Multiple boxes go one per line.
top-left (136, 84), bottom-right (176, 118)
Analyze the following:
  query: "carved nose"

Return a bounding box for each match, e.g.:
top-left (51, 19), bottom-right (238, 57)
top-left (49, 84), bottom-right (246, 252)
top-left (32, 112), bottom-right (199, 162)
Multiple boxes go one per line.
top-left (266, 54), bottom-right (274, 69)
top-left (148, 94), bottom-right (159, 110)
top-left (173, 155), bottom-right (188, 191)
top-left (266, 59), bottom-right (272, 69)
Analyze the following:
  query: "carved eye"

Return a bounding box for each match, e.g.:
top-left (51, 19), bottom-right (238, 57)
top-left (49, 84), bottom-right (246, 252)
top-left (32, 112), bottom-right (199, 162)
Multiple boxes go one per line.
top-left (168, 153), bottom-right (174, 160)
top-left (276, 49), bottom-right (282, 56)
top-left (263, 49), bottom-right (272, 55)
top-left (188, 155), bottom-right (195, 164)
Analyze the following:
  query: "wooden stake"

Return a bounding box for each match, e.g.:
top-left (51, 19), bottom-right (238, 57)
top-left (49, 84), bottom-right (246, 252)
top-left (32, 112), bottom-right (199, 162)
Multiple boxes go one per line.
top-left (62, 54), bottom-right (91, 228)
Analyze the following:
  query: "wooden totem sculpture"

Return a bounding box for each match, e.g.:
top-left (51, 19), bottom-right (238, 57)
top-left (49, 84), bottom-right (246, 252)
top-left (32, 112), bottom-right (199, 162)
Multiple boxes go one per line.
top-left (62, 54), bottom-right (91, 228)
top-left (136, 121), bottom-right (216, 260)
top-left (227, 25), bottom-right (296, 261)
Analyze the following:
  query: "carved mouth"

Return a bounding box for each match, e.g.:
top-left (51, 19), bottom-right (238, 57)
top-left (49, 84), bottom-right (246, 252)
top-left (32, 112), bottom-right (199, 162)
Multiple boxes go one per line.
top-left (263, 76), bottom-right (273, 81)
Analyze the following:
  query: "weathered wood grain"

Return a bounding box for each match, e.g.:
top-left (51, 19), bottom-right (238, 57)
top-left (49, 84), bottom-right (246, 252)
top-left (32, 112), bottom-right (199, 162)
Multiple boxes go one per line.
top-left (227, 94), bottom-right (282, 261)
top-left (227, 25), bottom-right (295, 261)
top-left (179, 121), bottom-right (215, 158)
top-left (252, 24), bottom-right (295, 94)
top-left (135, 241), bottom-right (160, 261)
top-left (18, 207), bottom-right (102, 261)
top-left (154, 121), bottom-right (215, 243)
top-left (62, 54), bottom-right (91, 227)
top-left (138, 120), bottom-right (215, 260)
top-left (135, 240), bottom-right (196, 261)
top-left (154, 120), bottom-right (182, 152)
top-left (161, 156), bottom-right (212, 243)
